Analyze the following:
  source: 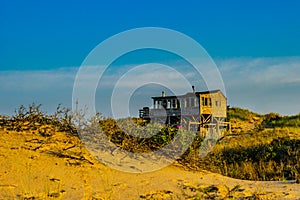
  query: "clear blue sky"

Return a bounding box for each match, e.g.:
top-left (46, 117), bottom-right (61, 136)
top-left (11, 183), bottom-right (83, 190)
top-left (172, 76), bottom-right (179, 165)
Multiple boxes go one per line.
top-left (1, 0), bottom-right (299, 70)
top-left (0, 0), bottom-right (300, 116)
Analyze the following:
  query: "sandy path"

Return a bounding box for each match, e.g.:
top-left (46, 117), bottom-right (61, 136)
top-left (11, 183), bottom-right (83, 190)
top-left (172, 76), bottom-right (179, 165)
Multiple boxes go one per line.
top-left (0, 130), bottom-right (299, 199)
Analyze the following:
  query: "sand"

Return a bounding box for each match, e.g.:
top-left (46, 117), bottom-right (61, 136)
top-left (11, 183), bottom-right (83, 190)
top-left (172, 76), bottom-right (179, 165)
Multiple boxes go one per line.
top-left (0, 129), bottom-right (299, 199)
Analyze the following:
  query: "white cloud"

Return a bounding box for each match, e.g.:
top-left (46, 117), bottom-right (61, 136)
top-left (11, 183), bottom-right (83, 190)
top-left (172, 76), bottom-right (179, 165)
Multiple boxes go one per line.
top-left (216, 56), bottom-right (300, 115)
top-left (0, 68), bottom-right (78, 115)
top-left (0, 67), bottom-right (77, 90)
top-left (218, 57), bottom-right (300, 85)
top-left (1, 57), bottom-right (300, 117)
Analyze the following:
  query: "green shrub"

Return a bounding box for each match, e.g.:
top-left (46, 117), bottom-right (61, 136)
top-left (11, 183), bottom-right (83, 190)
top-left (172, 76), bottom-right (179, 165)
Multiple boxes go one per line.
top-left (181, 128), bottom-right (300, 182)
top-left (227, 107), bottom-right (261, 121)
top-left (264, 113), bottom-right (300, 127)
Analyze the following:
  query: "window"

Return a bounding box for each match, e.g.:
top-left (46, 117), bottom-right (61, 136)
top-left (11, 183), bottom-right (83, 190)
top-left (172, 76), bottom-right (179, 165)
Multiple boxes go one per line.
top-left (180, 99), bottom-right (184, 108)
top-left (182, 99), bottom-right (187, 108)
top-left (216, 101), bottom-right (221, 107)
top-left (186, 98), bottom-right (190, 107)
top-left (202, 97), bottom-right (212, 107)
top-left (191, 97), bottom-right (197, 107)
top-left (157, 100), bottom-right (161, 109)
top-left (167, 100), bottom-right (171, 109)
top-left (162, 100), bottom-right (167, 108)
top-left (172, 99), bottom-right (177, 108)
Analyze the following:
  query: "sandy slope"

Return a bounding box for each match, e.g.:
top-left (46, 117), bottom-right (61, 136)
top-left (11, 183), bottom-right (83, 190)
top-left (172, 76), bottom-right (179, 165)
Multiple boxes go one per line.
top-left (0, 129), bottom-right (299, 199)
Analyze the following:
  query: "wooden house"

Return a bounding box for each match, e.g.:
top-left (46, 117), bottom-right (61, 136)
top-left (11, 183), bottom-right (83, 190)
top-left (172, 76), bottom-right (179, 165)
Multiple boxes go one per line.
top-left (139, 87), bottom-right (229, 133)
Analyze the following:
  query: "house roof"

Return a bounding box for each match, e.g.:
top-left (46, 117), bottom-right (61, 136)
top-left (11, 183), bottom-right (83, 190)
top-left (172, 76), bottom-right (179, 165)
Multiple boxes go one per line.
top-left (152, 89), bottom-right (226, 99)
top-left (195, 89), bottom-right (222, 95)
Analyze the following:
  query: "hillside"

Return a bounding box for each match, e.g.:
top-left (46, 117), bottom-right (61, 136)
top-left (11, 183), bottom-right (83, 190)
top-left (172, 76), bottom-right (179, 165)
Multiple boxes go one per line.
top-left (179, 107), bottom-right (300, 182)
top-left (0, 105), bottom-right (299, 199)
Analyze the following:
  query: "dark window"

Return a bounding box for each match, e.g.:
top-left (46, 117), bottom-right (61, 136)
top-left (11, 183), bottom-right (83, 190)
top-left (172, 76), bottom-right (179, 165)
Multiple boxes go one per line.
top-left (162, 100), bottom-right (167, 108)
top-left (157, 100), bottom-right (162, 109)
top-left (202, 97), bottom-right (212, 107)
top-left (172, 99), bottom-right (177, 108)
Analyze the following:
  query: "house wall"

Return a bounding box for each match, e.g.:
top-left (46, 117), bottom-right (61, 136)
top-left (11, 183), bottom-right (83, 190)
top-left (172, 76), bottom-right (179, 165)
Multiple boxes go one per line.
top-left (149, 91), bottom-right (227, 121)
top-left (199, 91), bottom-right (226, 118)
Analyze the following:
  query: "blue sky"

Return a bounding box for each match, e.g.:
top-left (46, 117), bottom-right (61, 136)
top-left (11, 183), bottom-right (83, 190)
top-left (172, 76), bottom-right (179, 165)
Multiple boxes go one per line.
top-left (0, 0), bottom-right (300, 116)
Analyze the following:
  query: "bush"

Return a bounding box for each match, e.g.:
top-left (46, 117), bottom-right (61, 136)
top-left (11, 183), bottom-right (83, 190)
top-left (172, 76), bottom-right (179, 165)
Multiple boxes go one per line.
top-left (263, 113), bottom-right (300, 128)
top-left (227, 107), bottom-right (261, 121)
top-left (181, 128), bottom-right (300, 182)
top-left (1, 103), bottom-right (77, 134)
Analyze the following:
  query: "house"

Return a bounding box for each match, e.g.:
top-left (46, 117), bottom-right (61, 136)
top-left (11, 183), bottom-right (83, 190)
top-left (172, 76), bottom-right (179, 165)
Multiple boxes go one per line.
top-left (139, 87), bottom-right (229, 134)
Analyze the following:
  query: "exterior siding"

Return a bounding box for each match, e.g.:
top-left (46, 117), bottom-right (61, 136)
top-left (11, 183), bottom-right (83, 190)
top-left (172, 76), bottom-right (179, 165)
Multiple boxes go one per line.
top-left (139, 90), bottom-right (227, 126)
top-left (199, 91), bottom-right (226, 118)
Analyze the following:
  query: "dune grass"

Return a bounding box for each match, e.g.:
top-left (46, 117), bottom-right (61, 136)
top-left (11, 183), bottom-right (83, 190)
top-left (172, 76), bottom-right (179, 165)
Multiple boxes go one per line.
top-left (181, 108), bottom-right (300, 182)
top-left (182, 128), bottom-right (300, 182)
top-left (1, 104), bottom-right (299, 183)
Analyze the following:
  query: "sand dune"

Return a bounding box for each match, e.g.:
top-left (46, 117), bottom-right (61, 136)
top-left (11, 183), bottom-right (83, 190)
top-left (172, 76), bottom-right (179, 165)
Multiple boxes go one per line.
top-left (0, 128), bottom-right (299, 199)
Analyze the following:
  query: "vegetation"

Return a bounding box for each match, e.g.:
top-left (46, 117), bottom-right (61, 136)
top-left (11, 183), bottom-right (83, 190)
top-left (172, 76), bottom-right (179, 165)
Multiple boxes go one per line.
top-left (86, 117), bottom-right (195, 158)
top-left (181, 107), bottom-right (300, 182)
top-left (263, 112), bottom-right (300, 128)
top-left (0, 103), bottom-right (76, 134)
top-left (227, 107), bottom-right (261, 121)
top-left (182, 128), bottom-right (300, 182)
top-left (1, 104), bottom-right (299, 183)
